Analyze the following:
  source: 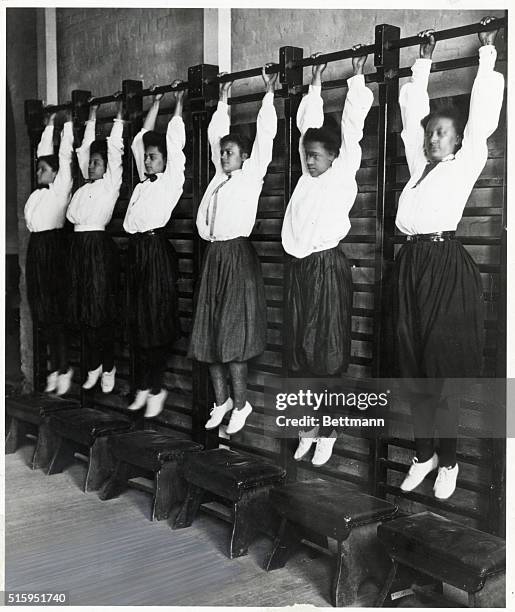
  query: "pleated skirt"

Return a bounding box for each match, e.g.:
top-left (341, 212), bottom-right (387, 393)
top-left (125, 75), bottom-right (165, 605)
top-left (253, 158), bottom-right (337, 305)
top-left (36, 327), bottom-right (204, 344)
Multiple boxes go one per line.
top-left (67, 231), bottom-right (120, 328)
top-left (287, 243), bottom-right (353, 376)
top-left (188, 237), bottom-right (266, 363)
top-left (392, 239), bottom-right (484, 379)
top-left (127, 232), bottom-right (181, 349)
top-left (26, 229), bottom-right (67, 325)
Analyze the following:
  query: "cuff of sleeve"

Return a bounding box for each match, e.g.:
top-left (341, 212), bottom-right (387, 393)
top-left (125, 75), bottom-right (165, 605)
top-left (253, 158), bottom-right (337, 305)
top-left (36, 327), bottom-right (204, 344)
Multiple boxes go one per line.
top-left (62, 121), bottom-right (74, 138)
top-left (111, 118), bottom-right (124, 137)
top-left (262, 91), bottom-right (275, 104)
top-left (309, 84), bottom-right (322, 94)
top-left (412, 58), bottom-right (432, 77)
top-left (478, 44), bottom-right (497, 71)
top-left (347, 74), bottom-right (365, 89)
top-left (218, 100), bottom-right (229, 112)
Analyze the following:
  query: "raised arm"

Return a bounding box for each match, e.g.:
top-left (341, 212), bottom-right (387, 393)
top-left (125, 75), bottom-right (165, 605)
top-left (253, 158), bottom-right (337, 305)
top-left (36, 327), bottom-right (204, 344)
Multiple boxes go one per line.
top-left (131, 88), bottom-right (163, 181)
top-left (103, 95), bottom-right (125, 191)
top-left (37, 112), bottom-right (56, 157)
top-left (297, 54), bottom-right (326, 174)
top-left (52, 111), bottom-right (74, 195)
top-left (243, 64), bottom-right (278, 178)
top-left (399, 30), bottom-right (434, 177)
top-left (208, 73), bottom-right (232, 174)
top-left (76, 103), bottom-right (98, 179)
top-left (163, 80), bottom-right (186, 189)
top-left (334, 45), bottom-right (374, 176)
top-left (457, 18), bottom-right (505, 175)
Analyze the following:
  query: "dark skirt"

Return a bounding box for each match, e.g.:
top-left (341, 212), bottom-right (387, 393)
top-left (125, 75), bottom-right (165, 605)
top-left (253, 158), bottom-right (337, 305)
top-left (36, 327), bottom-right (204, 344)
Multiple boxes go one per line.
top-left (188, 237), bottom-right (266, 363)
top-left (67, 231), bottom-right (120, 328)
top-left (392, 239), bottom-right (484, 379)
top-left (287, 243), bottom-right (353, 376)
top-left (127, 231), bottom-right (181, 349)
top-left (26, 229), bottom-right (67, 325)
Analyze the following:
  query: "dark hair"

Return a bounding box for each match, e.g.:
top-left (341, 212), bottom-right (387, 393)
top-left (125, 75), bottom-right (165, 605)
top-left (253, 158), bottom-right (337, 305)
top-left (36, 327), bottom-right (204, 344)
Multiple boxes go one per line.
top-left (220, 133), bottom-right (252, 158)
top-left (89, 139), bottom-right (108, 167)
top-left (421, 106), bottom-right (466, 149)
top-left (303, 126), bottom-right (341, 158)
top-left (37, 154), bottom-right (59, 172)
top-left (143, 130), bottom-right (167, 160)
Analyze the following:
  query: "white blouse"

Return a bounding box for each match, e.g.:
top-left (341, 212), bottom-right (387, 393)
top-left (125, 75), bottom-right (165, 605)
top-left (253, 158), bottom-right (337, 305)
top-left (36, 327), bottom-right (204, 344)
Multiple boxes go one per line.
top-left (24, 122), bottom-right (74, 233)
top-left (66, 119), bottom-right (124, 231)
top-left (281, 75), bottom-right (374, 259)
top-left (396, 45), bottom-right (505, 235)
top-left (195, 92), bottom-right (277, 241)
top-left (123, 116), bottom-right (186, 234)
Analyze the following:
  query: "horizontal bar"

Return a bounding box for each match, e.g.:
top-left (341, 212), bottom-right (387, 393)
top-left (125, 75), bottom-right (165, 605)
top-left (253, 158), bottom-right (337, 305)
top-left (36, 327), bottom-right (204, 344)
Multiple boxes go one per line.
top-left (43, 102), bottom-right (72, 114)
top-left (387, 16), bottom-right (506, 51)
top-left (294, 44), bottom-right (376, 68)
top-left (214, 63), bottom-right (280, 84)
top-left (141, 80), bottom-right (189, 97)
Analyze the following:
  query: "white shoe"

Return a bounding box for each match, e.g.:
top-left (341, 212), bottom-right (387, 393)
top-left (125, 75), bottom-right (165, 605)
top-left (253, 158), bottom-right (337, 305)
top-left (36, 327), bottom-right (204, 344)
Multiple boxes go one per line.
top-left (400, 452), bottom-right (439, 492)
top-left (144, 389), bottom-right (168, 418)
top-left (82, 365), bottom-right (102, 390)
top-left (226, 402), bottom-right (252, 435)
top-left (45, 371), bottom-right (58, 393)
top-left (205, 397), bottom-right (234, 429)
top-left (56, 368), bottom-right (73, 396)
top-left (128, 389), bottom-right (149, 411)
top-left (101, 366), bottom-right (116, 394)
top-left (294, 427), bottom-right (319, 461)
top-left (434, 463), bottom-right (459, 500)
top-left (312, 432), bottom-right (337, 466)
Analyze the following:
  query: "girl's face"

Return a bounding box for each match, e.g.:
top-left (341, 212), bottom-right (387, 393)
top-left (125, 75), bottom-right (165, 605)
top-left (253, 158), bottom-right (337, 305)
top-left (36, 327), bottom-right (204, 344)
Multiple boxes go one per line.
top-left (424, 116), bottom-right (461, 162)
top-left (144, 145), bottom-right (166, 175)
top-left (88, 152), bottom-right (106, 181)
top-left (36, 160), bottom-right (57, 186)
top-left (220, 141), bottom-right (247, 175)
top-left (304, 141), bottom-right (336, 177)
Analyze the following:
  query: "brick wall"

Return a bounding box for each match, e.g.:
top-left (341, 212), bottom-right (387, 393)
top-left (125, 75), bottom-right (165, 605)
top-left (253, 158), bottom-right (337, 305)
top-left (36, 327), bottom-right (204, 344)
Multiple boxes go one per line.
top-left (56, 8), bottom-right (203, 108)
top-left (231, 8), bottom-right (506, 106)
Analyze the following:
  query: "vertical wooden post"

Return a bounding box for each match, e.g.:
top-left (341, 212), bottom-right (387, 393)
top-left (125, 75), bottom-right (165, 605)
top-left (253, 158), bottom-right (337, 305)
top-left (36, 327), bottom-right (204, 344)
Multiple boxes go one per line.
top-left (24, 99), bottom-right (45, 393)
top-left (71, 89), bottom-right (91, 408)
top-left (370, 24), bottom-right (400, 497)
top-left (279, 46), bottom-right (303, 481)
top-left (121, 79), bottom-right (143, 424)
top-left (188, 64), bottom-right (219, 448)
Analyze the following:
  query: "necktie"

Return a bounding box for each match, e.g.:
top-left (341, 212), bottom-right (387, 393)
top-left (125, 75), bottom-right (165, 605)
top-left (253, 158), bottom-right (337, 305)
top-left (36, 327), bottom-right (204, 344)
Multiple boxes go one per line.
top-left (206, 175), bottom-right (231, 239)
top-left (412, 161), bottom-right (438, 188)
top-left (143, 173), bottom-right (158, 183)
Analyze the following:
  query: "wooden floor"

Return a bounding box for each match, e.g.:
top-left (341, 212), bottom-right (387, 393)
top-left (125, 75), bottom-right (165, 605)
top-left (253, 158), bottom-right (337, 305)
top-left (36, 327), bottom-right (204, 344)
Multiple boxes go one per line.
top-left (5, 442), bottom-right (345, 607)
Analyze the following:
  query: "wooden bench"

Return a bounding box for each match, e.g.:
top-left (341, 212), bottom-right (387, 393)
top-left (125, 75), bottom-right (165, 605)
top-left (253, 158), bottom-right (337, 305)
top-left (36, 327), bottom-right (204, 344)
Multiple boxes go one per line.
top-left (376, 511), bottom-right (506, 607)
top-left (5, 393), bottom-right (79, 469)
top-left (264, 480), bottom-right (398, 607)
top-left (173, 448), bottom-right (286, 559)
top-left (99, 429), bottom-right (203, 521)
top-left (45, 407), bottom-right (134, 492)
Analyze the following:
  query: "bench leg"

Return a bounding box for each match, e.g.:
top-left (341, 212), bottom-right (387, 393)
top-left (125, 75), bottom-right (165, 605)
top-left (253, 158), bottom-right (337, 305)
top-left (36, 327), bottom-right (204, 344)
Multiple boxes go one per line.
top-left (31, 421), bottom-right (58, 470)
top-left (302, 527), bottom-right (329, 558)
top-left (5, 417), bottom-right (27, 454)
top-left (173, 483), bottom-right (203, 529)
top-left (263, 518), bottom-right (302, 571)
top-left (98, 459), bottom-right (131, 501)
top-left (47, 436), bottom-right (75, 475)
top-left (374, 559), bottom-right (398, 607)
top-left (468, 572), bottom-right (505, 607)
top-left (152, 461), bottom-right (181, 521)
top-left (85, 436), bottom-right (114, 492)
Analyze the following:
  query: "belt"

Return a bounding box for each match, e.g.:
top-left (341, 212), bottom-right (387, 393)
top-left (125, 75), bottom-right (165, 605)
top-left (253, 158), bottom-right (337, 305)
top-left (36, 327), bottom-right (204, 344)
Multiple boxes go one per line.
top-left (406, 231), bottom-right (456, 243)
top-left (139, 227), bottom-right (165, 236)
top-left (74, 225), bottom-right (105, 232)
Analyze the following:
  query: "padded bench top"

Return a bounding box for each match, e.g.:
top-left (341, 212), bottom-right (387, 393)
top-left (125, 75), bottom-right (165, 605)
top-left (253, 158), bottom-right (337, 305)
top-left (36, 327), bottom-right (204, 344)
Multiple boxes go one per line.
top-left (47, 407), bottom-right (134, 445)
top-left (270, 480), bottom-right (398, 540)
top-left (183, 448), bottom-right (286, 500)
top-left (6, 393), bottom-right (79, 424)
top-left (110, 430), bottom-right (203, 471)
top-left (377, 511), bottom-right (506, 591)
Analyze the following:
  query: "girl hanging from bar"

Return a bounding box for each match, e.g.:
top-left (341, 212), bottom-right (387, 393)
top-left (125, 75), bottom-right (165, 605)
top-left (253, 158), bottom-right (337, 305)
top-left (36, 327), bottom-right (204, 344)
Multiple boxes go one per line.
top-left (66, 96), bottom-right (124, 393)
top-left (282, 46), bottom-right (373, 467)
top-left (25, 110), bottom-right (74, 396)
top-left (124, 81), bottom-right (186, 418)
top-left (395, 17), bottom-right (504, 500)
top-left (189, 65), bottom-right (278, 435)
